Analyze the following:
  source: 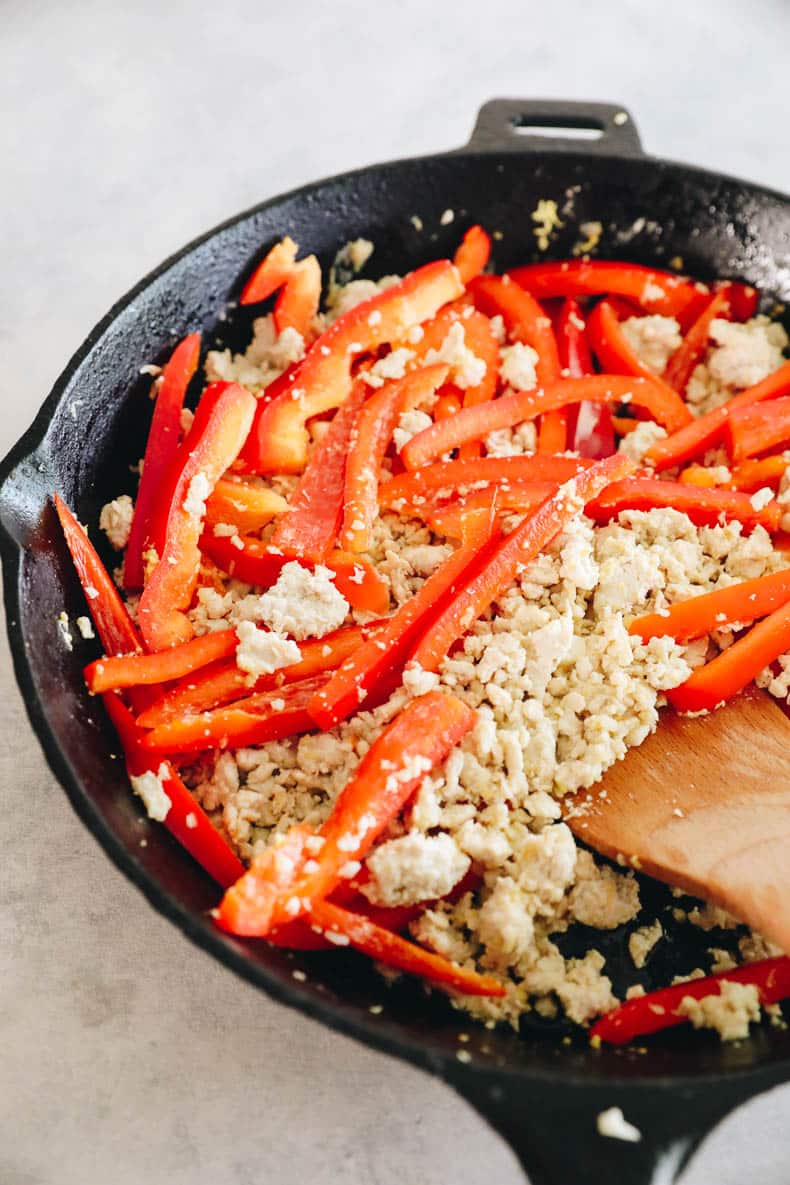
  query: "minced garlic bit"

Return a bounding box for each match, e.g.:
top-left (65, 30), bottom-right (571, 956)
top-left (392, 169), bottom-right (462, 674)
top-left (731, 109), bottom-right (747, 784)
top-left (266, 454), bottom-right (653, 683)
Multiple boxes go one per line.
top-left (99, 494), bottom-right (134, 550)
top-left (572, 220), bottom-right (603, 257)
top-left (130, 763), bottom-right (172, 822)
top-left (531, 199), bottom-right (562, 251)
top-left (597, 1107), bottom-right (641, 1143)
top-left (75, 615), bottom-right (95, 640)
top-left (56, 611), bottom-right (73, 652)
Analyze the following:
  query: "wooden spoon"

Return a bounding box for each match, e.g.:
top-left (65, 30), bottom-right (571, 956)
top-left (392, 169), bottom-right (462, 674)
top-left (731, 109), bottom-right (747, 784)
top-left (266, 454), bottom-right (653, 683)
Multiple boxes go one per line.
top-left (565, 687), bottom-right (790, 953)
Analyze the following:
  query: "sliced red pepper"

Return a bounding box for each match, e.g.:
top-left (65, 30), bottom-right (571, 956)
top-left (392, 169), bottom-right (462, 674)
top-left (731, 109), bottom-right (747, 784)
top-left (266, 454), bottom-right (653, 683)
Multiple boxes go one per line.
top-left (85, 628), bottom-right (238, 694)
top-left (726, 455), bottom-right (789, 492)
top-left (233, 690), bottom-right (476, 935)
top-left (591, 957), bottom-right (790, 1045)
top-left (140, 673), bottom-right (327, 756)
top-left (269, 379), bottom-right (369, 563)
top-left (252, 261), bottom-right (464, 474)
top-left (379, 455), bottom-right (591, 511)
top-left (325, 550), bottom-right (391, 615)
top-left (240, 236), bottom-right (298, 306)
top-left (308, 899), bottom-right (505, 997)
top-left (453, 224), bottom-right (491, 284)
top-left (726, 396), bottom-right (790, 462)
top-left (425, 482), bottom-right (557, 537)
top-left (434, 390), bottom-right (463, 420)
top-left (557, 296), bottom-right (612, 458)
top-left (507, 260), bottom-right (704, 319)
top-left (216, 825), bottom-right (312, 935)
top-left (235, 361), bottom-right (302, 473)
top-left (587, 298), bottom-right (666, 382)
top-left (410, 456), bottom-right (632, 672)
top-left (629, 568), bottom-right (790, 643)
top-left (556, 297), bottom-right (594, 377)
top-left (713, 279), bottom-right (759, 322)
top-left (274, 254), bottom-right (322, 339)
top-left (668, 598), bottom-right (790, 713)
top-left (340, 365), bottom-right (449, 553)
top-left (123, 333), bottom-right (201, 589)
top-left (309, 525), bottom-right (500, 730)
top-left (646, 359), bottom-right (790, 471)
top-left (204, 480), bottom-right (288, 533)
top-left (136, 619), bottom-right (390, 727)
top-left (586, 477), bottom-right (780, 532)
top-left (663, 289), bottom-right (731, 394)
top-left (401, 375), bottom-right (692, 470)
top-left (470, 275), bottom-right (561, 384)
top-left (138, 382), bottom-right (256, 651)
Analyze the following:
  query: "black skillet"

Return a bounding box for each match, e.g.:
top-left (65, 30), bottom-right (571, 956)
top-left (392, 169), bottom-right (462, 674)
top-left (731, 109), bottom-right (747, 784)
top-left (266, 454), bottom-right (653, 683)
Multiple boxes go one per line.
top-left (2, 99), bottom-right (790, 1185)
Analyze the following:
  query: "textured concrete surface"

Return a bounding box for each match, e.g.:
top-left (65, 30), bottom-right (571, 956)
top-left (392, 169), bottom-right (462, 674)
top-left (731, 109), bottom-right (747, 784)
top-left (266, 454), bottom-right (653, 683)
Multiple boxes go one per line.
top-left (2, 1), bottom-right (789, 1181)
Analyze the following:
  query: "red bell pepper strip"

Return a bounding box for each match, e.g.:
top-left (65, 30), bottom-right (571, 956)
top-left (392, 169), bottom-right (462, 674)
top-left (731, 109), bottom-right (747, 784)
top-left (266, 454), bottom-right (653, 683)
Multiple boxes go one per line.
top-left (646, 360), bottom-right (790, 471)
top-left (240, 236), bottom-right (298, 306)
top-left (204, 480), bottom-right (288, 533)
top-left (235, 690), bottom-right (477, 935)
top-left (424, 483), bottom-right (557, 538)
top-left (140, 673), bottom-right (327, 756)
top-left (325, 550), bottom-right (391, 615)
top-left (453, 224), bottom-right (491, 284)
top-left (252, 261), bottom-right (464, 474)
top-left (586, 477), bottom-right (781, 532)
top-left (507, 260), bottom-right (704, 319)
top-left (628, 568), bottom-right (790, 643)
top-left (136, 619), bottom-right (391, 727)
top-left (340, 365), bottom-right (449, 553)
top-left (587, 298), bottom-right (667, 382)
top-left (556, 297), bottom-right (594, 377)
top-left (556, 297), bottom-right (615, 459)
top-left (591, 957), bottom-right (790, 1045)
top-left (235, 361), bottom-right (302, 473)
top-left (470, 275), bottom-right (564, 453)
top-left (726, 455), bottom-right (789, 492)
top-left (401, 375), bottom-right (691, 471)
top-left (54, 494), bottom-right (142, 658)
top-left (434, 390), bottom-right (463, 420)
top-left (663, 289), bottom-right (731, 393)
top-left (123, 333), bottom-right (201, 589)
top-left (410, 456), bottom-right (633, 672)
top-left (138, 382), bottom-right (256, 651)
top-left (726, 397), bottom-right (790, 462)
top-left (713, 279), bottom-right (759, 322)
top-left (668, 597), bottom-right (790, 713)
top-left (216, 824), bottom-right (312, 935)
top-left (379, 455), bottom-right (591, 512)
top-left (85, 628), bottom-right (238, 694)
top-left (309, 526), bottom-right (500, 730)
top-left (269, 380), bottom-right (369, 563)
top-left (274, 254), bottom-right (322, 339)
top-left (308, 899), bottom-right (505, 997)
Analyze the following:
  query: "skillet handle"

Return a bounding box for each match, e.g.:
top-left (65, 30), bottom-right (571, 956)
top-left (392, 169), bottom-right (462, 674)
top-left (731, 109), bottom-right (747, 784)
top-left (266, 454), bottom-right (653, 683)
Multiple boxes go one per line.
top-left (448, 1070), bottom-right (754, 1184)
top-left (467, 99), bottom-right (643, 157)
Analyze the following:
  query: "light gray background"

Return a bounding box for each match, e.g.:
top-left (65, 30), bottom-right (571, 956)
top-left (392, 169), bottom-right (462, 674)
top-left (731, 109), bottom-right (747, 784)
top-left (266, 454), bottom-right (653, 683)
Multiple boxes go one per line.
top-left (3, 1), bottom-right (790, 1181)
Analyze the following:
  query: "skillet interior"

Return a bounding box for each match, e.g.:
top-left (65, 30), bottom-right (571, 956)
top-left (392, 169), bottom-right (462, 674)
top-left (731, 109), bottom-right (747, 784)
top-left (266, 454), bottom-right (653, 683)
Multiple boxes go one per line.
top-left (3, 101), bottom-right (790, 1183)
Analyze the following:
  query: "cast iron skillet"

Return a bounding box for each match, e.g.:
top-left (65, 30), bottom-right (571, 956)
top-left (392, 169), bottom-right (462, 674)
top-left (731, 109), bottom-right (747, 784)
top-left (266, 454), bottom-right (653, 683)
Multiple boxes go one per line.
top-left (3, 99), bottom-right (790, 1185)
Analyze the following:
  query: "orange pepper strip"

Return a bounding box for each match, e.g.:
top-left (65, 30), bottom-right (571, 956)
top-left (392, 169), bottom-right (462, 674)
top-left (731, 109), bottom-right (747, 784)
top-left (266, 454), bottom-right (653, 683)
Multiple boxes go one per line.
top-left (663, 289), bottom-right (731, 393)
top-left (591, 957), bottom-right (790, 1045)
top-left (204, 480), bottom-right (288, 533)
top-left (138, 382), bottom-right (256, 651)
top-left (85, 628), bottom-right (238, 693)
top-left (410, 455), bottom-right (633, 672)
top-left (611, 416), bottom-right (641, 436)
top-left (586, 477), bottom-right (780, 532)
top-left (434, 391), bottom-right (463, 420)
top-left (215, 825), bottom-right (313, 936)
top-left (507, 260), bottom-right (704, 319)
top-left (139, 673), bottom-right (328, 756)
top-left (326, 551), bottom-right (390, 614)
top-left (257, 691), bottom-right (477, 933)
top-left (136, 620), bottom-right (391, 727)
top-left (629, 568), bottom-right (790, 643)
top-left (453, 224), bottom-right (491, 284)
top-left (123, 333), bottom-right (201, 589)
top-left (668, 599), bottom-right (790, 713)
top-left (240, 236), bottom-right (298, 306)
top-left (646, 360), bottom-right (790, 471)
top-left (726, 396), bottom-right (790, 462)
top-left (340, 365), bottom-right (449, 554)
top-left (308, 899), bottom-right (505, 997)
top-left (425, 483), bottom-right (558, 538)
top-left (401, 375), bottom-right (691, 471)
top-left (253, 260), bottom-right (463, 473)
top-left (379, 455), bottom-right (591, 512)
top-left (726, 455), bottom-right (789, 492)
top-left (678, 465), bottom-right (720, 489)
top-left (269, 379), bottom-right (369, 563)
top-left (309, 525), bottom-right (500, 730)
top-left (274, 254), bottom-right (322, 339)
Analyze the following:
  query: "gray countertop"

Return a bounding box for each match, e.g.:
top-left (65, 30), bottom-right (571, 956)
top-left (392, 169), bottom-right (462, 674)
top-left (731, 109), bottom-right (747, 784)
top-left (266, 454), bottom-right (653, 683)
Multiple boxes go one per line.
top-left (3, 1), bottom-right (789, 1181)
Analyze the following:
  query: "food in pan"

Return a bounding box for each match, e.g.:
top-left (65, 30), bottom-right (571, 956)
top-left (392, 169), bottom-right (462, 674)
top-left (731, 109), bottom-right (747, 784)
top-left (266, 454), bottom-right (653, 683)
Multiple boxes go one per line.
top-left (54, 226), bottom-right (790, 1044)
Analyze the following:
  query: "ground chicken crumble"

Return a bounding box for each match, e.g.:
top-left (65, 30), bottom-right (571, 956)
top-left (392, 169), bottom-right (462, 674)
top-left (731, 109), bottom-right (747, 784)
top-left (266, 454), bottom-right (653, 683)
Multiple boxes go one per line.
top-left (98, 265), bottom-right (790, 1042)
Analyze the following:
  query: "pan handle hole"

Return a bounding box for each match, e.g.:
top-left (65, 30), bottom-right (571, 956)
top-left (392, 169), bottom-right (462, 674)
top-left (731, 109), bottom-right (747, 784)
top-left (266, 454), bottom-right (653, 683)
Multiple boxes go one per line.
top-left (510, 115), bottom-right (605, 141)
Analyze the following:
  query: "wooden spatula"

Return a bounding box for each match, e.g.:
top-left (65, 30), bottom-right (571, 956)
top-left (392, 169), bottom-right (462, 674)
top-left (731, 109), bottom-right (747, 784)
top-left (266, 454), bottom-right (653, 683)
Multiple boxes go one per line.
top-left (565, 687), bottom-right (790, 953)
